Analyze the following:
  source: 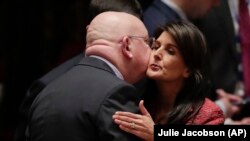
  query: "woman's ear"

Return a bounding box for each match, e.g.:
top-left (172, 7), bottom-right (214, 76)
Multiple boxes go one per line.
top-left (183, 68), bottom-right (190, 78)
top-left (121, 36), bottom-right (133, 59)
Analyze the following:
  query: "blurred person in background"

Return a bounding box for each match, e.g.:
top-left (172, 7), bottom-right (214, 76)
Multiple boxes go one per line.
top-left (143, 0), bottom-right (220, 36)
top-left (196, 0), bottom-right (250, 124)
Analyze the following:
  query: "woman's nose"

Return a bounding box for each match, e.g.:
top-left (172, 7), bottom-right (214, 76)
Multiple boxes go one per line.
top-left (153, 48), bottom-right (162, 61)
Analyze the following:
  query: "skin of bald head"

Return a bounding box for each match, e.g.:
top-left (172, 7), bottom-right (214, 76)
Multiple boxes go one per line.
top-left (85, 11), bottom-right (151, 84)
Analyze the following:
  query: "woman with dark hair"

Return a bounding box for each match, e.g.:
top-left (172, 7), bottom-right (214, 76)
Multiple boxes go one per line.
top-left (113, 21), bottom-right (225, 141)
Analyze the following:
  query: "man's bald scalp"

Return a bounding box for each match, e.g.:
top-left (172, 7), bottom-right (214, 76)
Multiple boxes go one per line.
top-left (86, 11), bottom-right (147, 45)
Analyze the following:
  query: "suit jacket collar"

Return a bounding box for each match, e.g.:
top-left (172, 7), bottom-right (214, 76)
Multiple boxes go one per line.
top-left (77, 57), bottom-right (116, 76)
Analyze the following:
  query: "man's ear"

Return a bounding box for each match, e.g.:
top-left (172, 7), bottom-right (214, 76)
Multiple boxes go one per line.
top-left (121, 36), bottom-right (133, 59)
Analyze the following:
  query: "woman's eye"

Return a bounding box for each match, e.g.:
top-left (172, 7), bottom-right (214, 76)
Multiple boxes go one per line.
top-left (166, 47), bottom-right (175, 55)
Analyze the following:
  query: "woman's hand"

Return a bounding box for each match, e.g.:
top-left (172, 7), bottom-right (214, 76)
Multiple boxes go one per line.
top-left (113, 100), bottom-right (155, 141)
top-left (216, 89), bottom-right (242, 117)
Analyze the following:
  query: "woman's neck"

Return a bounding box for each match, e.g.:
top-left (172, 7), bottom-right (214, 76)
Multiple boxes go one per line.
top-left (156, 80), bottom-right (183, 105)
top-left (154, 79), bottom-right (183, 121)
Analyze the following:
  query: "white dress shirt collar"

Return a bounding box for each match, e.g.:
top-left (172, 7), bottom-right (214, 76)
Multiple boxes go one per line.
top-left (89, 55), bottom-right (124, 80)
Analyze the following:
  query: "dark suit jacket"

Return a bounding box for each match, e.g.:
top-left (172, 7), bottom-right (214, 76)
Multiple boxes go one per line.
top-left (143, 0), bottom-right (181, 36)
top-left (26, 57), bottom-right (141, 141)
top-left (15, 54), bottom-right (83, 141)
top-left (21, 54), bottom-right (83, 115)
top-left (196, 0), bottom-right (239, 96)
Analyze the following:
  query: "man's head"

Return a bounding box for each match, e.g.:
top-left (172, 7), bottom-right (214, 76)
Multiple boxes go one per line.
top-left (85, 11), bottom-right (152, 84)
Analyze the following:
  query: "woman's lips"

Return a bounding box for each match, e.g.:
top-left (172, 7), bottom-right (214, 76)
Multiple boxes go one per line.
top-left (150, 64), bottom-right (161, 71)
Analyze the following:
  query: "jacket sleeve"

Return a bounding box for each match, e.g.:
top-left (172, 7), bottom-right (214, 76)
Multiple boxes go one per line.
top-left (96, 84), bottom-right (142, 141)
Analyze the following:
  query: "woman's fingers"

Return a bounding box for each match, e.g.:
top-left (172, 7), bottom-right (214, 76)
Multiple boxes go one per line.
top-left (113, 114), bottom-right (143, 126)
top-left (114, 111), bottom-right (142, 119)
top-left (139, 100), bottom-right (151, 117)
top-left (119, 125), bottom-right (149, 141)
top-left (113, 111), bottom-right (155, 141)
top-left (114, 118), bottom-right (147, 132)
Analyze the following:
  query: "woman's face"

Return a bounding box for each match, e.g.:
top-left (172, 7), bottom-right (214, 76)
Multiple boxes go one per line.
top-left (146, 31), bottom-right (190, 82)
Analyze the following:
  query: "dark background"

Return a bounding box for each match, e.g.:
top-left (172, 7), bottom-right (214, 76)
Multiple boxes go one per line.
top-left (0, 0), bottom-right (153, 140)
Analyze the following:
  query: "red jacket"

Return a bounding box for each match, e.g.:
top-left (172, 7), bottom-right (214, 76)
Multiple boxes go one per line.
top-left (186, 98), bottom-right (225, 125)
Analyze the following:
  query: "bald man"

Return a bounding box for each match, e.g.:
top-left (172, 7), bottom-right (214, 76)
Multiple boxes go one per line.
top-left (26, 12), bottom-right (152, 141)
